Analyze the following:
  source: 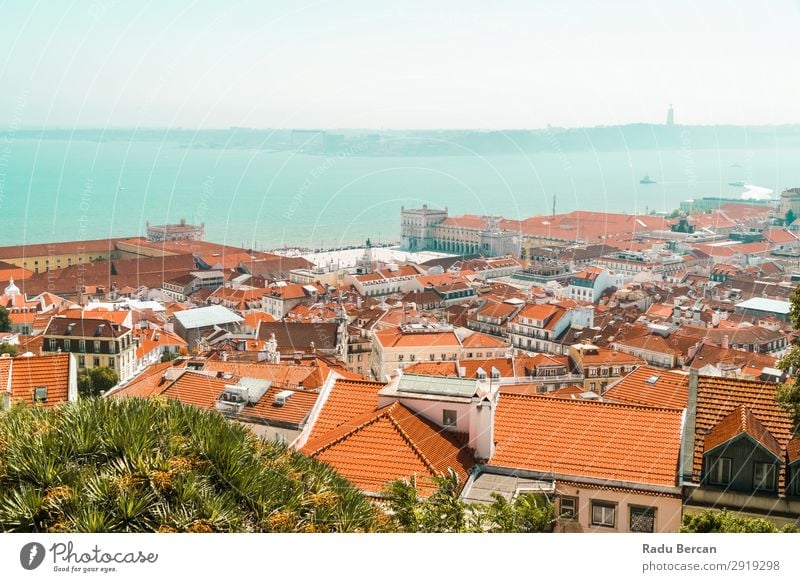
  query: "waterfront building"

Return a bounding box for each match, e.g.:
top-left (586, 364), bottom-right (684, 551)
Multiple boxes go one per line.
top-left (146, 219), bottom-right (205, 242)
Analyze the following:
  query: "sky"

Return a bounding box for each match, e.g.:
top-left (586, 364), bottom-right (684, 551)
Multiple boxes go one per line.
top-left (0, 0), bottom-right (799, 129)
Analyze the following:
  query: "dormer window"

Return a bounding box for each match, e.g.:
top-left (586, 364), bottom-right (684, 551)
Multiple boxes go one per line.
top-left (753, 462), bottom-right (776, 492)
top-left (709, 457), bottom-right (732, 486)
top-left (34, 386), bottom-right (47, 403)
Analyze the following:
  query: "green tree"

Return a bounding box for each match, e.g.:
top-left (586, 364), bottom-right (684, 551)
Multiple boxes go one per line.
top-left (681, 509), bottom-right (798, 533)
top-left (77, 367), bottom-right (119, 398)
top-left (384, 470), bottom-right (555, 533)
top-left (786, 209), bottom-right (796, 227)
top-left (0, 306), bottom-right (10, 333)
top-left (0, 344), bottom-right (18, 357)
top-left (776, 284), bottom-right (800, 430)
top-left (160, 351), bottom-right (179, 363)
top-left (0, 397), bottom-right (381, 532)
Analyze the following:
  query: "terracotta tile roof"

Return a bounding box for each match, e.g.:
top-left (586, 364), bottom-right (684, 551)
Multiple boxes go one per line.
top-left (603, 366), bottom-right (688, 409)
top-left (200, 360), bottom-right (324, 389)
top-left (243, 385), bottom-right (318, 426)
top-left (255, 322), bottom-right (340, 352)
top-left (691, 376), bottom-right (794, 484)
top-left (704, 405), bottom-right (783, 460)
top-left (613, 334), bottom-right (681, 356)
top-left (160, 371), bottom-right (229, 409)
top-left (460, 332), bottom-right (509, 349)
top-left (401, 361), bottom-right (459, 377)
top-left (302, 402), bottom-right (474, 496)
top-left (439, 215), bottom-right (489, 230)
top-left (374, 329), bottom-right (461, 348)
top-left (0, 238), bottom-right (124, 261)
top-left (475, 301), bottom-right (519, 319)
top-left (3, 353), bottom-right (73, 407)
top-left (788, 438), bottom-right (800, 465)
top-left (516, 303), bottom-right (562, 321)
top-left (490, 393), bottom-right (683, 487)
top-left (306, 379), bottom-right (385, 442)
top-left (573, 346), bottom-right (645, 366)
top-left (111, 361), bottom-right (177, 398)
top-left (688, 343), bottom-right (777, 371)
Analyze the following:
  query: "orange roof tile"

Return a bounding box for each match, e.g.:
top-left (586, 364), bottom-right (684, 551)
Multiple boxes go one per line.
top-left (490, 394), bottom-right (683, 487)
top-left (460, 332), bottom-right (509, 349)
top-left (161, 371), bottom-right (229, 409)
top-left (306, 379), bottom-right (385, 442)
top-left (691, 376), bottom-right (794, 486)
top-left (243, 385), bottom-right (318, 426)
top-left (704, 405), bottom-right (783, 460)
top-left (243, 312), bottom-right (276, 328)
top-left (3, 353), bottom-right (73, 407)
top-left (200, 360), bottom-right (325, 389)
top-left (111, 361), bottom-right (177, 398)
top-left (302, 402), bottom-right (474, 496)
top-left (374, 329), bottom-right (461, 349)
top-left (603, 366), bottom-right (688, 409)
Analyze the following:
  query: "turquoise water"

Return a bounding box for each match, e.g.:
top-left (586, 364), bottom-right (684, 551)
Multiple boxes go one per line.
top-left (1, 138), bottom-right (799, 249)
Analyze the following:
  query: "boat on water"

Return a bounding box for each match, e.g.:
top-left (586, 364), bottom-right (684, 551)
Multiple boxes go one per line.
top-left (640, 174), bottom-right (656, 185)
top-left (728, 180), bottom-right (746, 187)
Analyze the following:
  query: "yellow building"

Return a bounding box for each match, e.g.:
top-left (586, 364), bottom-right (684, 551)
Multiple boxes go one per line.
top-left (0, 238), bottom-right (125, 273)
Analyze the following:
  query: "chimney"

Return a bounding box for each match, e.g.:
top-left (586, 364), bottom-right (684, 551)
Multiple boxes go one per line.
top-left (681, 368), bottom-right (699, 483)
top-left (469, 393), bottom-right (496, 462)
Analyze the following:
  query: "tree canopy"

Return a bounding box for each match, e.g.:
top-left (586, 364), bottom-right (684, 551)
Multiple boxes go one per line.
top-left (383, 470), bottom-right (555, 533)
top-left (681, 510), bottom-right (798, 533)
top-left (0, 397), bottom-right (382, 532)
top-left (0, 306), bottom-right (10, 333)
top-left (777, 284), bottom-right (800, 430)
top-left (77, 367), bottom-right (119, 398)
top-left (0, 344), bottom-right (18, 357)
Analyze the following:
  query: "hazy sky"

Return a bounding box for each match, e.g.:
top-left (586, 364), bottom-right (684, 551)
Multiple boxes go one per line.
top-left (1, 0), bottom-right (799, 129)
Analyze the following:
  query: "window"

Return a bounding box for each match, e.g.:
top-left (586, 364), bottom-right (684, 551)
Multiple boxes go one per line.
top-left (93, 357), bottom-right (100, 367)
top-left (78, 340), bottom-right (85, 352)
top-left (94, 340), bottom-right (101, 352)
top-left (709, 457), bottom-right (732, 486)
top-left (753, 462), bottom-right (776, 492)
top-left (64, 339), bottom-right (70, 351)
top-left (34, 386), bottom-right (47, 403)
top-left (109, 342), bottom-right (115, 353)
top-left (398, 354), bottom-right (404, 362)
top-left (629, 506), bottom-right (656, 533)
top-left (559, 496), bottom-right (578, 520)
top-left (591, 501), bottom-right (616, 528)
top-left (108, 359), bottom-right (115, 369)
top-left (442, 409), bottom-right (457, 428)
top-left (78, 356), bottom-right (85, 367)
top-left (48, 338), bottom-right (57, 351)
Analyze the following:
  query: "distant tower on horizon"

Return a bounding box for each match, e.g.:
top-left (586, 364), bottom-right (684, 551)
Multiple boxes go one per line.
top-left (667, 104), bottom-right (675, 126)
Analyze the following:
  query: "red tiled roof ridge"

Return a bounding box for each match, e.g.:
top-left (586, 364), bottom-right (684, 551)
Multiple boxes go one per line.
top-left (704, 404), bottom-right (783, 460)
top-left (499, 391), bottom-right (684, 413)
top-left (384, 404), bottom-right (444, 478)
top-left (302, 405), bottom-right (390, 456)
top-left (303, 401), bottom-right (466, 481)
